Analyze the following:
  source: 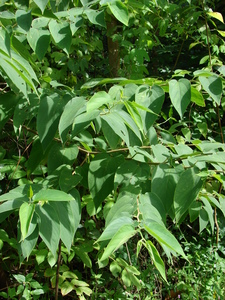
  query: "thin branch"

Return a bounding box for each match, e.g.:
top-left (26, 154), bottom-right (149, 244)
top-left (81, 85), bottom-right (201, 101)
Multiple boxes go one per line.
top-left (200, 0), bottom-right (212, 69)
top-left (55, 239), bottom-right (62, 300)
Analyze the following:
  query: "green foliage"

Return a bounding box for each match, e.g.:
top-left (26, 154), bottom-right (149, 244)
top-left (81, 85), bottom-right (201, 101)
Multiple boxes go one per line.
top-left (0, 0), bottom-right (225, 298)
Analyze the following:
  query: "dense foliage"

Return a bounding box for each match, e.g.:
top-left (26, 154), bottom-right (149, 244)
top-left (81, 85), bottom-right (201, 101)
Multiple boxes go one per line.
top-left (0, 0), bottom-right (225, 299)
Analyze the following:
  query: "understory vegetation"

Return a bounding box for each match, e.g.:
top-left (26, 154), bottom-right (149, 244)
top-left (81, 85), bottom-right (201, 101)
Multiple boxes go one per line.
top-left (0, 0), bottom-right (225, 299)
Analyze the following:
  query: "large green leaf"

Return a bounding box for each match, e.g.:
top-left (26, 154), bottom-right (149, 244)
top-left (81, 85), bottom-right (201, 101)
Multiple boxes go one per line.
top-left (152, 164), bottom-right (183, 218)
top-left (13, 94), bottom-right (39, 134)
top-left (199, 75), bottom-right (222, 105)
top-left (101, 112), bottom-right (130, 146)
top-left (98, 216), bottom-right (134, 242)
top-left (59, 165), bottom-right (82, 192)
top-left (105, 191), bottom-right (138, 227)
top-left (169, 79), bottom-right (191, 118)
top-left (144, 221), bottom-right (187, 259)
top-left (114, 160), bottom-right (150, 190)
top-left (88, 153), bottom-right (124, 208)
top-left (27, 138), bottom-right (44, 177)
top-left (47, 143), bottom-right (79, 174)
top-left (51, 192), bottom-right (81, 252)
top-left (108, 1), bottom-right (129, 26)
top-left (139, 193), bottom-right (166, 224)
top-left (0, 50), bottom-right (38, 97)
top-left (18, 226), bottom-right (39, 261)
top-left (100, 224), bottom-right (136, 261)
top-left (49, 20), bottom-right (72, 55)
top-left (58, 97), bottom-right (86, 143)
top-left (71, 110), bottom-right (100, 138)
top-left (85, 9), bottom-right (106, 27)
top-left (144, 240), bottom-right (167, 282)
top-left (135, 85), bottom-right (164, 132)
top-left (87, 91), bottom-right (113, 112)
top-left (0, 198), bottom-right (26, 223)
top-left (117, 110), bottom-right (142, 143)
top-left (35, 203), bottom-right (60, 255)
top-left (0, 27), bottom-right (10, 56)
top-left (15, 9), bottom-right (32, 32)
top-left (27, 28), bottom-right (50, 61)
top-left (33, 189), bottom-right (75, 203)
top-left (37, 93), bottom-right (65, 150)
top-left (191, 86), bottom-right (205, 107)
top-left (19, 202), bottom-right (35, 240)
top-left (33, 0), bottom-right (49, 13)
top-left (124, 100), bottom-right (143, 133)
top-left (174, 167), bottom-right (203, 223)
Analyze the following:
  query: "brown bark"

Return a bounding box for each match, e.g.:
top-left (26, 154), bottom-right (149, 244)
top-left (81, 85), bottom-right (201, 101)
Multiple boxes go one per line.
top-left (106, 15), bottom-right (120, 77)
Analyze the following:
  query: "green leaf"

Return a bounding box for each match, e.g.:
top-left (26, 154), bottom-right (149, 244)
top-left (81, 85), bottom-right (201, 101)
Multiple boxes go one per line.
top-left (110, 260), bottom-right (122, 277)
top-left (143, 221), bottom-right (187, 259)
top-left (19, 202), bottom-right (35, 240)
top-left (199, 75), bottom-right (222, 105)
top-left (71, 110), bottom-right (100, 138)
top-left (35, 203), bottom-right (60, 255)
top-left (100, 224), bottom-right (136, 261)
top-left (27, 28), bottom-right (50, 61)
top-left (117, 110), bottom-right (142, 143)
top-left (18, 225), bottom-right (39, 261)
top-left (98, 216), bottom-right (134, 241)
top-left (174, 167), bottom-right (203, 223)
top-left (58, 97), bottom-right (86, 143)
top-left (61, 281), bottom-right (75, 296)
top-left (105, 192), bottom-right (138, 227)
top-left (0, 92), bottom-right (18, 131)
top-left (51, 194), bottom-right (81, 252)
top-left (139, 193), bottom-right (166, 225)
top-left (108, 1), bottom-right (129, 26)
top-left (199, 208), bottom-right (208, 233)
top-left (47, 144), bottom-right (79, 174)
top-left (169, 79), bottom-right (191, 118)
top-left (200, 196), bottom-right (214, 233)
top-left (33, 0), bottom-right (49, 13)
top-left (75, 248), bottom-right (92, 268)
top-left (85, 9), bottom-right (106, 27)
top-left (135, 85), bottom-right (164, 132)
top-left (49, 20), bottom-right (72, 55)
top-left (88, 153), bottom-right (124, 208)
top-left (114, 160), bottom-right (150, 190)
top-left (124, 101), bottom-right (143, 133)
top-left (0, 50), bottom-right (38, 97)
top-left (152, 164), bottom-right (183, 219)
top-left (101, 112), bottom-right (130, 146)
top-left (191, 86), bottom-right (205, 107)
top-left (87, 91), bottom-right (113, 112)
top-left (0, 198), bottom-right (25, 223)
top-left (188, 201), bottom-right (201, 222)
top-left (16, 9), bottom-right (32, 32)
top-left (145, 240), bottom-right (167, 282)
top-left (33, 189), bottom-right (75, 203)
top-left (207, 12), bottom-right (224, 23)
top-left (27, 138), bottom-right (44, 177)
top-left (121, 269), bottom-right (131, 287)
top-left (37, 93), bottom-right (65, 150)
top-left (198, 122), bottom-right (207, 138)
top-left (0, 27), bottom-right (10, 56)
top-left (59, 166), bottom-right (82, 192)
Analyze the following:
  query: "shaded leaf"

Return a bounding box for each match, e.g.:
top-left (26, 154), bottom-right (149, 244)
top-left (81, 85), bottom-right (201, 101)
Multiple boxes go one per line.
top-left (174, 167), bottom-right (202, 223)
top-left (169, 79), bottom-right (191, 118)
top-left (100, 224), bottom-right (136, 261)
top-left (88, 154), bottom-right (124, 208)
